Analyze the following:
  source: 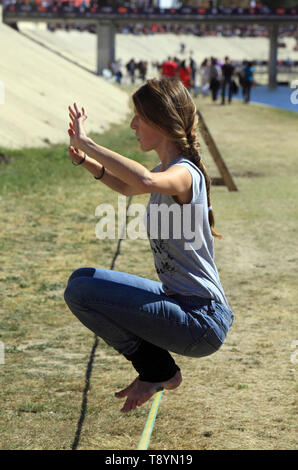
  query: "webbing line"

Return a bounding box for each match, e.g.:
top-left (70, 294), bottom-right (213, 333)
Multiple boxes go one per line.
top-left (137, 389), bottom-right (164, 450)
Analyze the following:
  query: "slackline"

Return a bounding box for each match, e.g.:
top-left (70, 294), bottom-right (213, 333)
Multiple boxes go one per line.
top-left (137, 389), bottom-right (164, 450)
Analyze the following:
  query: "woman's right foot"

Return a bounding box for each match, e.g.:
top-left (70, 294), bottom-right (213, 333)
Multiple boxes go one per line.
top-left (115, 370), bottom-right (182, 413)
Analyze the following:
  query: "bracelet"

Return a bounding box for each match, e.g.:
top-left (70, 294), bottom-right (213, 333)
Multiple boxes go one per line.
top-left (72, 153), bottom-right (86, 166)
top-left (94, 166), bottom-right (105, 180)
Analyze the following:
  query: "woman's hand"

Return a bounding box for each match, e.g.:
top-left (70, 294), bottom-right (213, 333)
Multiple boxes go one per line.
top-left (68, 145), bottom-right (85, 165)
top-left (68, 103), bottom-right (88, 149)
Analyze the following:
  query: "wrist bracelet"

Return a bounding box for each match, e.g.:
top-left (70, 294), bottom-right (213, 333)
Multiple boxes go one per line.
top-left (72, 153), bottom-right (86, 166)
top-left (94, 166), bottom-right (105, 180)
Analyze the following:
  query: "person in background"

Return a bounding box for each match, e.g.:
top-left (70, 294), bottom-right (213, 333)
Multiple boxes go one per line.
top-left (209, 57), bottom-right (222, 102)
top-left (138, 60), bottom-right (148, 83)
top-left (221, 56), bottom-right (235, 105)
top-left (189, 53), bottom-right (197, 90)
top-left (178, 60), bottom-right (193, 90)
top-left (242, 61), bottom-right (254, 103)
top-left (110, 59), bottom-right (123, 85)
top-left (237, 60), bottom-right (247, 99)
top-left (199, 58), bottom-right (210, 97)
top-left (126, 59), bottom-right (136, 84)
top-left (161, 57), bottom-right (178, 79)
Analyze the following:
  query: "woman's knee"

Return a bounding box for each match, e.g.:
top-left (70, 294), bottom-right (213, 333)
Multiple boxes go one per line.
top-left (64, 276), bottom-right (85, 306)
top-left (66, 267), bottom-right (95, 285)
top-left (64, 268), bottom-right (95, 306)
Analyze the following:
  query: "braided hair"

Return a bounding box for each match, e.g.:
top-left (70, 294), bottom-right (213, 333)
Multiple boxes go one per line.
top-left (132, 77), bottom-right (222, 239)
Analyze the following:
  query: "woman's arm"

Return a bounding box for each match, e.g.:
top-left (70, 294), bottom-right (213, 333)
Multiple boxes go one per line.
top-left (80, 136), bottom-right (151, 192)
top-left (68, 104), bottom-right (151, 192)
top-left (69, 146), bottom-right (148, 196)
top-left (79, 139), bottom-right (192, 197)
top-left (68, 103), bottom-right (191, 197)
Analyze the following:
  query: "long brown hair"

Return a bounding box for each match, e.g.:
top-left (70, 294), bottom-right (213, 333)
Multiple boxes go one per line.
top-left (132, 77), bottom-right (222, 239)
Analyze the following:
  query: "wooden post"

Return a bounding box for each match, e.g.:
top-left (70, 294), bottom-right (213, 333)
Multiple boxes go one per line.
top-left (197, 110), bottom-right (238, 191)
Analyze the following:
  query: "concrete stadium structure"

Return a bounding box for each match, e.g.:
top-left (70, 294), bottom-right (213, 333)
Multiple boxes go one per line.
top-left (3, 4), bottom-right (298, 88)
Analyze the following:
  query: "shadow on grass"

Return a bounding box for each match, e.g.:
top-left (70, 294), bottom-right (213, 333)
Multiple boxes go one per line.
top-left (71, 196), bottom-right (133, 451)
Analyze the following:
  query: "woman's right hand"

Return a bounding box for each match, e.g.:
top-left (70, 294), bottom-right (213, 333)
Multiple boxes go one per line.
top-left (68, 103), bottom-right (88, 149)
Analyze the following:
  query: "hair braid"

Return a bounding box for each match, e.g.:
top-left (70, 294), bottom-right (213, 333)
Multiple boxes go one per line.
top-left (178, 124), bottom-right (222, 239)
top-left (132, 77), bottom-right (222, 239)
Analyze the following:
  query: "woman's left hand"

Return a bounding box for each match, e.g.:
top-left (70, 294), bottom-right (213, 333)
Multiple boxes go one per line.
top-left (68, 103), bottom-right (88, 149)
top-left (68, 145), bottom-right (85, 165)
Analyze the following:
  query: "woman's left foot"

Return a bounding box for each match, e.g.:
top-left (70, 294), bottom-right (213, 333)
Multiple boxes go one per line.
top-left (115, 370), bottom-right (182, 413)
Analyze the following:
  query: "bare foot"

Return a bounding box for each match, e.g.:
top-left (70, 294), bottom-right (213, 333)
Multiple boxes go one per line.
top-left (115, 370), bottom-right (182, 413)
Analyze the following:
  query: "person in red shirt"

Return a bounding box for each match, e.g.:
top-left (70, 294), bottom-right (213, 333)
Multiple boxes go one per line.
top-left (161, 57), bottom-right (178, 78)
top-left (178, 60), bottom-right (193, 90)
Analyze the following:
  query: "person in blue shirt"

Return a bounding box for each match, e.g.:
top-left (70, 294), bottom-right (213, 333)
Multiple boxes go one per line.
top-left (243, 61), bottom-right (254, 103)
top-left (64, 78), bottom-right (234, 413)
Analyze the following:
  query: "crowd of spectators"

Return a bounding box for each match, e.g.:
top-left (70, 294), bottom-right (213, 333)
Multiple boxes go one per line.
top-left (116, 22), bottom-right (298, 39)
top-left (104, 52), bottom-right (298, 100)
top-left (3, 0), bottom-right (298, 39)
top-left (105, 54), bottom-right (256, 104)
top-left (48, 22), bottom-right (298, 40)
top-left (196, 55), bottom-right (256, 103)
top-left (3, 0), bottom-right (298, 18)
top-left (155, 54), bottom-right (263, 104)
top-left (3, 0), bottom-right (297, 15)
top-left (46, 16), bottom-right (298, 40)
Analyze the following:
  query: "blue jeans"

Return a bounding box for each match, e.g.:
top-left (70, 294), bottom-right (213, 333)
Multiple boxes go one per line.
top-left (64, 267), bottom-right (234, 358)
top-left (221, 78), bottom-right (233, 103)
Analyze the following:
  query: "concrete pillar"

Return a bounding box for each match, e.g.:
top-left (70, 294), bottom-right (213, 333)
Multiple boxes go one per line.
top-left (269, 24), bottom-right (278, 90)
top-left (96, 21), bottom-right (115, 75)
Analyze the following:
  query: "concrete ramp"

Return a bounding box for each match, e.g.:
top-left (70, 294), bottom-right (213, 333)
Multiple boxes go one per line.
top-left (0, 19), bottom-right (129, 149)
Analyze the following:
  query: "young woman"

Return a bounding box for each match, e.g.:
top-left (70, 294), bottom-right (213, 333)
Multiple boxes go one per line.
top-left (64, 78), bottom-right (234, 413)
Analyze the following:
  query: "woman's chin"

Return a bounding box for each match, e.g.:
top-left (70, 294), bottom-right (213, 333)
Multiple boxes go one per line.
top-left (140, 143), bottom-right (152, 152)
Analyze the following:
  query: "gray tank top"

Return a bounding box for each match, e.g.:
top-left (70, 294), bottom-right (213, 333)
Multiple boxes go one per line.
top-left (145, 155), bottom-right (229, 308)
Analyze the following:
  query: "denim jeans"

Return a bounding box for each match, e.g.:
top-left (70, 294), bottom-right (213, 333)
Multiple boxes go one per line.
top-left (221, 78), bottom-right (233, 103)
top-left (64, 267), bottom-right (234, 358)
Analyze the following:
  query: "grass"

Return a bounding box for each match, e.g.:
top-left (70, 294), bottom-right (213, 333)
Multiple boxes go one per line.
top-left (0, 94), bottom-right (297, 450)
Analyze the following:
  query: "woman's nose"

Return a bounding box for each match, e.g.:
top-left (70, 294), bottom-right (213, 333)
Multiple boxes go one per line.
top-left (130, 116), bottom-right (137, 130)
